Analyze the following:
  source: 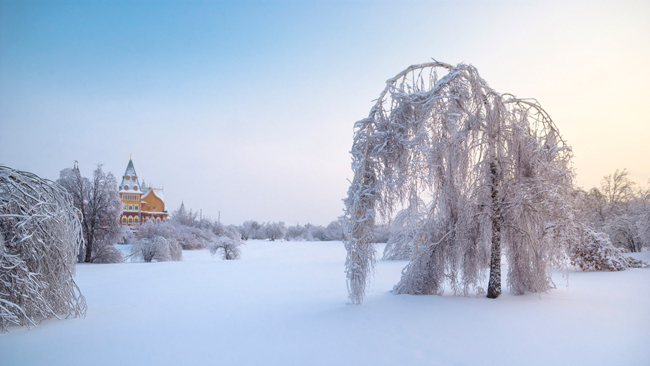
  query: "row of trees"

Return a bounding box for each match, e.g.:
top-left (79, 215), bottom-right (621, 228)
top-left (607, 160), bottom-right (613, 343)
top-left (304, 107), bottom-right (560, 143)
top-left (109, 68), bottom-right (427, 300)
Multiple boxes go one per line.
top-left (240, 219), bottom-right (347, 242)
top-left (575, 169), bottom-right (650, 253)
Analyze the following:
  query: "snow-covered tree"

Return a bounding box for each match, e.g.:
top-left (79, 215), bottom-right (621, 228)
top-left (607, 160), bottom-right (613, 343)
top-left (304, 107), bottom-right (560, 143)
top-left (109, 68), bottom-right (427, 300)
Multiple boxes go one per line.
top-left (263, 221), bottom-right (286, 241)
top-left (170, 202), bottom-right (199, 227)
top-left (239, 220), bottom-right (261, 240)
top-left (208, 228), bottom-right (243, 260)
top-left (1, 166), bottom-right (86, 332)
top-left (57, 163), bottom-right (123, 263)
top-left (344, 61), bottom-right (574, 303)
top-left (575, 170), bottom-right (650, 252)
top-left (325, 219), bottom-right (345, 241)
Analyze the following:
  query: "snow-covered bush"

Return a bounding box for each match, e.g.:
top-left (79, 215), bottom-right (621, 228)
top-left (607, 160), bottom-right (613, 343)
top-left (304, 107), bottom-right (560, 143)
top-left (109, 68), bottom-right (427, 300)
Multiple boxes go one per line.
top-left (136, 219), bottom-right (212, 250)
top-left (0, 166), bottom-right (86, 332)
top-left (131, 220), bottom-right (182, 262)
top-left (173, 225), bottom-right (213, 250)
top-left (130, 236), bottom-right (182, 262)
top-left (208, 229), bottom-right (243, 260)
top-left (570, 226), bottom-right (647, 271)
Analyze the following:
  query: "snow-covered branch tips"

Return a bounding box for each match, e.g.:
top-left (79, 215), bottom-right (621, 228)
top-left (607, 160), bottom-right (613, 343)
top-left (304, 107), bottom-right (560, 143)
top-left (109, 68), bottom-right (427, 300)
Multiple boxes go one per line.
top-left (343, 61), bottom-right (575, 304)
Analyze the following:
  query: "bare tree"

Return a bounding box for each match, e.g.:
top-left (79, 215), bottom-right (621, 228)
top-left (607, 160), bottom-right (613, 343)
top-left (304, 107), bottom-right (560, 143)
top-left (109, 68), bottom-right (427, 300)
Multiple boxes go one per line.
top-left (602, 169), bottom-right (635, 208)
top-left (1, 166), bottom-right (86, 332)
top-left (58, 163), bottom-right (123, 263)
top-left (344, 61), bottom-right (574, 303)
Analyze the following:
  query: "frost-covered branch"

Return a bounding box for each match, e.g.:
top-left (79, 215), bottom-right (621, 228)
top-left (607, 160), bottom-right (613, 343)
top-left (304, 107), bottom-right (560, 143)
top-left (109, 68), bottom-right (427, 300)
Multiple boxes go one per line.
top-left (1, 166), bottom-right (86, 332)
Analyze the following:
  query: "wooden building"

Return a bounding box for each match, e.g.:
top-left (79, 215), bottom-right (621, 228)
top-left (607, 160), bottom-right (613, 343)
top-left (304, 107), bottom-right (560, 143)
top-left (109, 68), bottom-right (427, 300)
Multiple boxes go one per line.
top-left (118, 156), bottom-right (168, 226)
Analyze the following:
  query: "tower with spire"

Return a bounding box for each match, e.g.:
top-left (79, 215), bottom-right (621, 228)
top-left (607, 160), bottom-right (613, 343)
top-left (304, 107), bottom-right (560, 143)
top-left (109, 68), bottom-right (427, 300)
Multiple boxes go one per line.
top-left (119, 155), bottom-right (168, 226)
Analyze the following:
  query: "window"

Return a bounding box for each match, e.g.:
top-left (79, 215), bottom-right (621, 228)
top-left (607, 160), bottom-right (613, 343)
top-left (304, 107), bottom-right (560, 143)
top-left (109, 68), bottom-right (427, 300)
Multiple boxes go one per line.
top-left (134, 217), bottom-right (139, 223)
top-left (134, 186), bottom-right (138, 191)
top-left (124, 185), bottom-right (129, 190)
top-left (156, 217), bottom-right (161, 221)
top-left (121, 217), bottom-right (127, 224)
top-left (128, 217), bottom-right (133, 224)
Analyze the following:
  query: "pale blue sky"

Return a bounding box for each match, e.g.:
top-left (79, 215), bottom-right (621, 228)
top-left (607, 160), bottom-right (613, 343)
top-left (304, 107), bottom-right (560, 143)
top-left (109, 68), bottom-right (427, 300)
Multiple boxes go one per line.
top-left (1, 1), bottom-right (649, 225)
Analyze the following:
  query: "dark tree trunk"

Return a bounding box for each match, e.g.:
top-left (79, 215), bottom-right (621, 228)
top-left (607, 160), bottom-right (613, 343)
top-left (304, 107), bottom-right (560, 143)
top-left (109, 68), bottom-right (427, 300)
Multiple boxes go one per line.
top-left (487, 161), bottom-right (502, 299)
top-left (84, 235), bottom-right (93, 263)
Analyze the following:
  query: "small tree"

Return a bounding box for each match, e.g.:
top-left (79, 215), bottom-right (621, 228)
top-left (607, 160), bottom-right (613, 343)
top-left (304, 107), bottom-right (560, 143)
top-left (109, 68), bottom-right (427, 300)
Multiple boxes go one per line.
top-left (265, 221), bottom-right (286, 241)
top-left (208, 228), bottom-right (243, 260)
top-left (325, 219), bottom-right (345, 241)
top-left (58, 163), bottom-right (123, 263)
top-left (239, 220), bottom-right (261, 240)
top-left (1, 166), bottom-right (86, 332)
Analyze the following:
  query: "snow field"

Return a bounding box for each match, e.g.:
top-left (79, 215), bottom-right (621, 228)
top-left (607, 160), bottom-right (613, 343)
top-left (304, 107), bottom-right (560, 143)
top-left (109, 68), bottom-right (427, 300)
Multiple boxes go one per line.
top-left (1, 241), bottom-right (649, 366)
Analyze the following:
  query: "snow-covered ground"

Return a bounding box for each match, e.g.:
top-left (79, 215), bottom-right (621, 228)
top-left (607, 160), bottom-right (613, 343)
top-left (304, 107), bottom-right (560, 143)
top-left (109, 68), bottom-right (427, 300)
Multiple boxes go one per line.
top-left (2, 241), bottom-right (649, 366)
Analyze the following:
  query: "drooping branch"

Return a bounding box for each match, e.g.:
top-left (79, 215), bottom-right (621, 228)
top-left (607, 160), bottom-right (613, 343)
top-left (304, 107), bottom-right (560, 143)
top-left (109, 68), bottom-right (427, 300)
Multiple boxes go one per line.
top-left (1, 166), bottom-right (86, 332)
top-left (344, 61), bottom-right (575, 303)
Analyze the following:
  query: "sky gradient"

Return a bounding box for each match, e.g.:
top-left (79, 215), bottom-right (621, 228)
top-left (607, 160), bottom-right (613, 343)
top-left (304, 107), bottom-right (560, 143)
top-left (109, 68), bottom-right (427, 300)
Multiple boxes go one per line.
top-left (1, 1), bottom-right (649, 225)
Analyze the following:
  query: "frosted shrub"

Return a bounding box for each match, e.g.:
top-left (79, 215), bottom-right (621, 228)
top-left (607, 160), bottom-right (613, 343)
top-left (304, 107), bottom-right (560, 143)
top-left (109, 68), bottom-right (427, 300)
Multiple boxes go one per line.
top-left (0, 166), bottom-right (86, 332)
top-left (130, 236), bottom-right (182, 262)
top-left (208, 229), bottom-right (243, 260)
top-left (175, 225), bottom-right (213, 250)
top-left (570, 226), bottom-right (647, 271)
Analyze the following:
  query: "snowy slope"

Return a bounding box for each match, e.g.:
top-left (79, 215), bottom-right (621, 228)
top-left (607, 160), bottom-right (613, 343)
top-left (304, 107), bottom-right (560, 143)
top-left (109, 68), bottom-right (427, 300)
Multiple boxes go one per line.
top-left (1, 241), bottom-right (649, 366)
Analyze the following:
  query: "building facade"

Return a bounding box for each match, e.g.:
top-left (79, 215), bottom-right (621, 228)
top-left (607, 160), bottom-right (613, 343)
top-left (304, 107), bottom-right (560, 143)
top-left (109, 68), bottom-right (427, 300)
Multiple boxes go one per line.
top-left (118, 156), bottom-right (168, 226)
